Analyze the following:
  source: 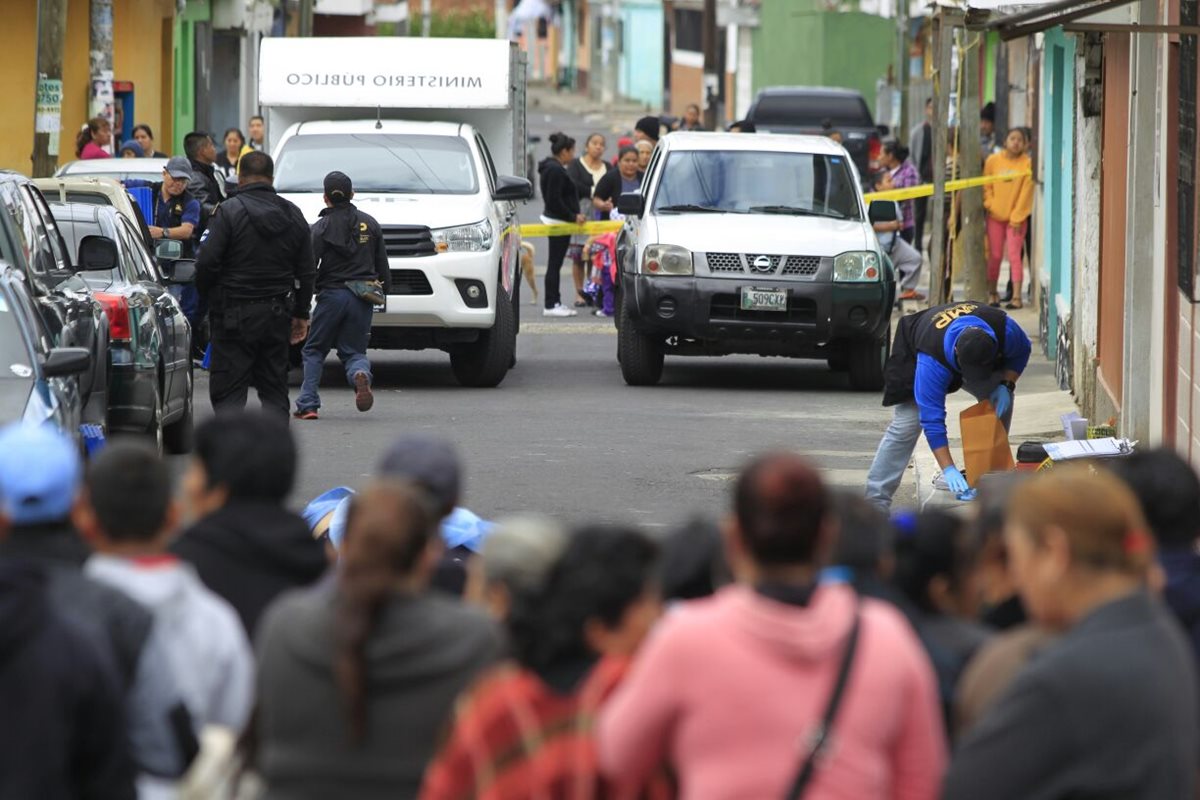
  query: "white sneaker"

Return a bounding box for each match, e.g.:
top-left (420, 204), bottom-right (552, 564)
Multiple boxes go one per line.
top-left (543, 304), bottom-right (578, 317)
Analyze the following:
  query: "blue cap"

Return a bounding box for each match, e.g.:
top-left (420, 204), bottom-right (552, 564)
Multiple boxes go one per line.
top-left (0, 423), bottom-right (81, 526)
top-left (302, 486), bottom-right (354, 545)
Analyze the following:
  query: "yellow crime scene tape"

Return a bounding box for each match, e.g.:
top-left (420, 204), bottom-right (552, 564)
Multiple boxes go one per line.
top-left (516, 172), bottom-right (1030, 237)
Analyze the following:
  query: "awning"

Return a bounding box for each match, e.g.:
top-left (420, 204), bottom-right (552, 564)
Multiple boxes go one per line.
top-left (966, 0), bottom-right (1200, 39)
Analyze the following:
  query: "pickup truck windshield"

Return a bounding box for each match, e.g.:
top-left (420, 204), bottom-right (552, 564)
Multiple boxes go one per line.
top-left (652, 150), bottom-right (862, 220)
top-left (275, 134), bottom-right (478, 194)
top-left (751, 94), bottom-right (873, 128)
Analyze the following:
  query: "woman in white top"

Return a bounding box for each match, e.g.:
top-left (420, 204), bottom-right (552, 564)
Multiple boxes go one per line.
top-left (565, 134), bottom-right (612, 307)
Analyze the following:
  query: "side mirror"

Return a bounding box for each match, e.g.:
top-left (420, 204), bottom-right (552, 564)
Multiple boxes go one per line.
top-left (494, 175), bottom-right (534, 202)
top-left (77, 235), bottom-right (119, 271)
top-left (162, 258), bottom-right (196, 285)
top-left (617, 193), bottom-right (645, 217)
top-left (155, 239), bottom-right (183, 260)
top-left (42, 347), bottom-right (92, 378)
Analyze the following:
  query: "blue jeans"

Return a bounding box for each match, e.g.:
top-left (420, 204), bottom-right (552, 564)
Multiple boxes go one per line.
top-left (296, 287), bottom-right (373, 412)
top-left (864, 374), bottom-right (1013, 511)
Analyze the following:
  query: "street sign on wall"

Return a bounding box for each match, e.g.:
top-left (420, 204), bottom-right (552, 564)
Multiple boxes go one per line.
top-left (258, 37), bottom-right (512, 109)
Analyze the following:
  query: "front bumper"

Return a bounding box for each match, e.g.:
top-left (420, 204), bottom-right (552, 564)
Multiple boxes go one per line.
top-left (625, 273), bottom-right (893, 355)
top-left (107, 349), bottom-right (157, 433)
top-left (372, 250), bottom-right (497, 329)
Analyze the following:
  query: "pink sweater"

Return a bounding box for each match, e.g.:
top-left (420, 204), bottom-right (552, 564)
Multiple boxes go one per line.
top-left (597, 584), bottom-right (947, 800)
top-left (79, 141), bottom-right (111, 160)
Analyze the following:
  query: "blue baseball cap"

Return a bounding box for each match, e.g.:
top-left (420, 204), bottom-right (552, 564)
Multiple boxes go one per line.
top-left (0, 423), bottom-right (82, 526)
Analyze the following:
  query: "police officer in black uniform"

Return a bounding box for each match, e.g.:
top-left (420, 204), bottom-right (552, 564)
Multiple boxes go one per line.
top-left (195, 151), bottom-right (315, 418)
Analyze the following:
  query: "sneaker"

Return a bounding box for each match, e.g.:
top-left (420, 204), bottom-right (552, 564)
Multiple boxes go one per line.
top-left (353, 372), bottom-right (374, 412)
top-left (543, 304), bottom-right (578, 317)
top-left (294, 409), bottom-right (319, 420)
top-left (898, 289), bottom-right (926, 301)
top-left (593, 309), bottom-right (613, 318)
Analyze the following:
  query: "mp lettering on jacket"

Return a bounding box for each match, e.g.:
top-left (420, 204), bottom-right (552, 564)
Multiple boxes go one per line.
top-left (933, 303), bottom-right (981, 330)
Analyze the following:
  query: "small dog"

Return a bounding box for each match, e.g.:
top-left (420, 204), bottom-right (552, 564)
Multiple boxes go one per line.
top-left (519, 241), bottom-right (539, 305)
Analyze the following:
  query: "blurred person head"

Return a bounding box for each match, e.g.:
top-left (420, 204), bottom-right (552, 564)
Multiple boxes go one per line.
top-left (119, 139), bottom-right (142, 158)
top-left (636, 140), bottom-right (653, 170)
top-left (659, 516), bottom-right (730, 602)
top-left (335, 480), bottom-right (440, 742)
top-left (893, 510), bottom-right (980, 618)
top-left (980, 102), bottom-right (996, 137)
top-left (683, 104), bottom-right (701, 128)
top-left (180, 411), bottom-right (297, 523)
top-left (729, 119), bottom-right (756, 133)
top-left (1004, 127), bottom-right (1029, 157)
top-left (829, 491), bottom-right (893, 580)
top-left (583, 133), bottom-right (606, 163)
top-left (548, 132), bottom-right (576, 164)
top-left (0, 424), bottom-right (82, 533)
top-left (377, 434), bottom-right (461, 520)
top-left (925, 97), bottom-right (934, 121)
top-left (222, 127), bottom-right (246, 160)
top-left (1109, 449), bottom-right (1200, 550)
top-left (237, 151), bottom-right (274, 187)
top-left (75, 440), bottom-right (175, 554)
top-left (323, 170), bottom-right (354, 207)
top-left (248, 115), bottom-right (265, 146)
top-left (616, 146), bottom-right (639, 180)
top-left (970, 472), bottom-right (1029, 610)
top-left (872, 169), bottom-right (895, 192)
top-left (1005, 467), bottom-right (1154, 632)
top-left (465, 514), bottom-right (569, 619)
top-left (881, 140), bottom-right (910, 169)
top-left (953, 327), bottom-right (1000, 383)
top-left (132, 123), bottom-right (157, 156)
top-left (184, 131), bottom-right (217, 165)
top-left (508, 525), bottom-right (660, 676)
top-left (75, 117), bottom-right (112, 156)
top-left (634, 116), bottom-right (660, 144)
top-left (821, 118), bottom-right (843, 144)
top-left (728, 453), bottom-right (831, 583)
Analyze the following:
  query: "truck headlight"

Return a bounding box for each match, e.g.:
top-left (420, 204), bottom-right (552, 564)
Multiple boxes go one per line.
top-left (642, 244), bottom-right (693, 276)
top-left (432, 220), bottom-right (493, 253)
top-left (833, 251), bottom-right (881, 282)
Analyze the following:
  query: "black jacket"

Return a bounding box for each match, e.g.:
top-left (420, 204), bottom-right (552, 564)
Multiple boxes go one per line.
top-left (594, 169), bottom-right (639, 206)
top-left (187, 158), bottom-right (227, 224)
top-left (311, 202), bottom-right (391, 293)
top-left (539, 157), bottom-right (580, 223)
top-left (195, 182), bottom-right (316, 318)
top-left (944, 590), bottom-right (1198, 800)
top-left (565, 157), bottom-right (610, 200)
top-left (0, 561), bottom-right (137, 800)
top-left (171, 501), bottom-right (329, 637)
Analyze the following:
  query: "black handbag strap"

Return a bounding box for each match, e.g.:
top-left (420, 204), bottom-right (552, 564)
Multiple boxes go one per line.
top-left (784, 602), bottom-right (862, 800)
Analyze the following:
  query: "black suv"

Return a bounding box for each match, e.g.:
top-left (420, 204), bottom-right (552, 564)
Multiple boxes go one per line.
top-left (746, 87), bottom-right (882, 180)
top-left (0, 171), bottom-right (109, 430)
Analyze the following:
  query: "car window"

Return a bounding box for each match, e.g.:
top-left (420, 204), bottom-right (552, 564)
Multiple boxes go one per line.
top-left (119, 219), bottom-right (157, 282)
top-left (6, 279), bottom-right (52, 356)
top-left (0, 186), bottom-right (34, 272)
top-left (652, 150), bottom-right (863, 220)
top-left (65, 191), bottom-right (113, 206)
top-left (55, 215), bottom-right (124, 286)
top-left (751, 94), bottom-right (873, 129)
top-left (24, 185), bottom-right (72, 272)
top-left (0, 287), bottom-right (35, 372)
top-left (475, 135), bottom-right (498, 194)
top-left (11, 189), bottom-right (54, 278)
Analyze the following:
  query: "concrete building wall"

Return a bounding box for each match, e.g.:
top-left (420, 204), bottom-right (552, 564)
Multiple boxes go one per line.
top-left (618, 0), bottom-right (664, 107)
top-left (1072, 58), bottom-right (1103, 420)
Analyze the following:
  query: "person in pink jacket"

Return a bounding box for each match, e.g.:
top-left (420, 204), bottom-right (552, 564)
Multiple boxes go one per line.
top-left (597, 452), bottom-right (947, 800)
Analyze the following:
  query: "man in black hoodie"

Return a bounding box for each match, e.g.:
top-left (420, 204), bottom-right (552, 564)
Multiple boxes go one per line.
top-left (197, 150), bottom-right (316, 417)
top-left (294, 171), bottom-right (391, 420)
top-left (184, 131), bottom-right (227, 236)
top-left (171, 411), bottom-right (328, 637)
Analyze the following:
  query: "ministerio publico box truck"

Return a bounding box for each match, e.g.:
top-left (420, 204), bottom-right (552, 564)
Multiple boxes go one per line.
top-left (258, 36), bottom-right (531, 388)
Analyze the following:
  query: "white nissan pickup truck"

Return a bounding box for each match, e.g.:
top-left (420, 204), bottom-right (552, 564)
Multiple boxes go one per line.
top-left (260, 36), bottom-right (532, 387)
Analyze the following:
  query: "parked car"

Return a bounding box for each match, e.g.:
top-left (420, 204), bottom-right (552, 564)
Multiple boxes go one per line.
top-left (55, 157), bottom-right (169, 183)
top-left (745, 87), bottom-right (882, 181)
top-left (50, 202), bottom-right (194, 453)
top-left (0, 265), bottom-right (93, 437)
top-left (0, 171), bottom-right (110, 430)
top-left (614, 132), bottom-right (894, 390)
top-left (35, 175), bottom-right (155, 250)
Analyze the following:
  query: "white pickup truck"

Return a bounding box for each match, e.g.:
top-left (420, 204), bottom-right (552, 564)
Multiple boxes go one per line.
top-left (259, 37), bottom-right (532, 387)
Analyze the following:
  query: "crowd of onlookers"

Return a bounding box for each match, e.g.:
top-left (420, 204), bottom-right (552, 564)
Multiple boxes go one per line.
top-left (1, 409), bottom-right (1198, 799)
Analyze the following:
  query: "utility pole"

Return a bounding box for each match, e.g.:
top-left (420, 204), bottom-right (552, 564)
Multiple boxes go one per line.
top-left (32, 0), bottom-right (68, 177)
top-left (298, 0), bottom-right (313, 36)
top-left (701, 0), bottom-right (719, 130)
top-left (958, 31), bottom-right (987, 303)
top-left (926, 7), bottom-right (957, 306)
top-left (495, 0), bottom-right (508, 39)
top-left (89, 0), bottom-right (114, 153)
top-left (422, 0), bottom-right (432, 36)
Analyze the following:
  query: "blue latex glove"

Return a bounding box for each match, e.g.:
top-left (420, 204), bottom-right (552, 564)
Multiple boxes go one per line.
top-left (943, 465), bottom-right (970, 495)
top-left (989, 384), bottom-right (1013, 419)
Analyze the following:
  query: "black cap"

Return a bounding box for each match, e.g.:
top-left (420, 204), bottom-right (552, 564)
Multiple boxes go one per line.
top-left (955, 326), bottom-right (999, 382)
top-left (377, 434), bottom-right (461, 514)
top-left (635, 116), bottom-right (661, 141)
top-left (323, 171), bottom-right (353, 202)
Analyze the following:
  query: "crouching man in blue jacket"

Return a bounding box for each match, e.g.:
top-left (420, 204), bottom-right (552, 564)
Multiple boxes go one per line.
top-left (865, 301), bottom-right (1032, 510)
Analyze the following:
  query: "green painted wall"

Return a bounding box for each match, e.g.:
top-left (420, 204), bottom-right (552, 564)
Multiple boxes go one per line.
top-left (751, 0), bottom-right (893, 113)
top-left (173, 0), bottom-right (211, 154)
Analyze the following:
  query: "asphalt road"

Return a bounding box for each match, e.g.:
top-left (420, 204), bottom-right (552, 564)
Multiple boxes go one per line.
top-left (184, 106), bottom-right (908, 530)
